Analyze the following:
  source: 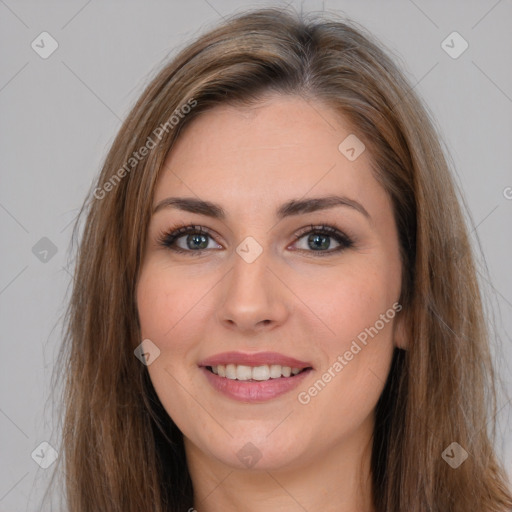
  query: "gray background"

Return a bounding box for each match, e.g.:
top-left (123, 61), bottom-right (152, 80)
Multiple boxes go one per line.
top-left (0, 0), bottom-right (511, 510)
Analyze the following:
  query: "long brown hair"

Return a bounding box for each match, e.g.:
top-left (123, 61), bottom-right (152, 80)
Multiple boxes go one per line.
top-left (47, 7), bottom-right (512, 511)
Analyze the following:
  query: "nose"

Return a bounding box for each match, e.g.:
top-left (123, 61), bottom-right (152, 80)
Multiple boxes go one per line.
top-left (216, 249), bottom-right (290, 333)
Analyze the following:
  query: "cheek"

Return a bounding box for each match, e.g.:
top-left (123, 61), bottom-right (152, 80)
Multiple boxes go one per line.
top-left (137, 263), bottom-right (207, 346)
top-left (298, 259), bottom-right (398, 346)
top-left (293, 259), bottom-right (399, 410)
top-left (136, 264), bottom-right (206, 427)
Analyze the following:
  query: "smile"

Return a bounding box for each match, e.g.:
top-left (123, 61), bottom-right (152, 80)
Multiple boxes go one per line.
top-left (206, 364), bottom-right (307, 381)
top-left (199, 352), bottom-right (314, 402)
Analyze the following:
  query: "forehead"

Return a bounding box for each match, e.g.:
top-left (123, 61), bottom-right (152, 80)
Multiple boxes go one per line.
top-left (166, 94), bottom-right (351, 169)
top-left (154, 94), bottom-right (386, 218)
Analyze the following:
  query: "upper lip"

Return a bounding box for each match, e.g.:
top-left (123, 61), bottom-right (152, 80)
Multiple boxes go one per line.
top-left (199, 351), bottom-right (313, 369)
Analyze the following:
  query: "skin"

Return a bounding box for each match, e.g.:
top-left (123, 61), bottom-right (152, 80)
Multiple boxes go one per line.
top-left (136, 93), bottom-right (405, 512)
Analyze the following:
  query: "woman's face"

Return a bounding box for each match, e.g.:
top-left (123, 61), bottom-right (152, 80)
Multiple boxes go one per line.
top-left (137, 94), bottom-right (404, 472)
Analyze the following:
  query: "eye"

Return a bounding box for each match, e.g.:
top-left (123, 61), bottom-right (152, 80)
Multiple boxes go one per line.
top-left (291, 224), bottom-right (354, 255)
top-left (157, 224), bottom-right (222, 255)
top-left (157, 223), bottom-right (354, 256)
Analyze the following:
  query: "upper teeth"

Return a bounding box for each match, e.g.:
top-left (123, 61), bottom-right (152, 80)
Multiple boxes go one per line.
top-left (210, 364), bottom-right (302, 381)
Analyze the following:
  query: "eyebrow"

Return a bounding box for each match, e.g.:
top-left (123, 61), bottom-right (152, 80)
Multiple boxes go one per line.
top-left (152, 195), bottom-right (371, 221)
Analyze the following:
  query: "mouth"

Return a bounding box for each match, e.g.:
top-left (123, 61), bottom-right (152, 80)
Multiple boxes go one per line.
top-left (205, 364), bottom-right (312, 381)
top-left (205, 364), bottom-right (312, 382)
top-left (198, 352), bottom-right (314, 402)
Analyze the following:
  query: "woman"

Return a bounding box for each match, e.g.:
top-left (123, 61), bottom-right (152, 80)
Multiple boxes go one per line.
top-left (51, 7), bottom-right (512, 512)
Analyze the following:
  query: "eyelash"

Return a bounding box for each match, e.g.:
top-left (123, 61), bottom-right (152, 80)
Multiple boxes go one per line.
top-left (156, 223), bottom-right (355, 257)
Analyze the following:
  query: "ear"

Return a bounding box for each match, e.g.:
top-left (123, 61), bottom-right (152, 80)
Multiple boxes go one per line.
top-left (393, 305), bottom-right (408, 350)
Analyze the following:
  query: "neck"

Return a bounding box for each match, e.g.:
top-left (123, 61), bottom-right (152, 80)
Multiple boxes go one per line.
top-left (184, 419), bottom-right (375, 512)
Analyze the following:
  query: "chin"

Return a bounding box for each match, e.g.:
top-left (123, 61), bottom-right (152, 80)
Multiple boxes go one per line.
top-left (203, 428), bottom-right (309, 472)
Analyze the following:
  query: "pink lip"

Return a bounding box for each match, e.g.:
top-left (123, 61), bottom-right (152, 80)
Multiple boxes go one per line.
top-left (199, 351), bottom-right (313, 369)
top-left (200, 366), bottom-right (313, 403)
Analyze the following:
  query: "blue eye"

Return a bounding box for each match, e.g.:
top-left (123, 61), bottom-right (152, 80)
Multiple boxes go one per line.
top-left (157, 223), bottom-right (354, 256)
top-left (292, 224), bottom-right (354, 254)
top-left (157, 225), bottom-right (221, 255)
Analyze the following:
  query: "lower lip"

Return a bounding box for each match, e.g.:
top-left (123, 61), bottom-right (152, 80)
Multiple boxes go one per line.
top-left (201, 367), bottom-right (313, 403)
